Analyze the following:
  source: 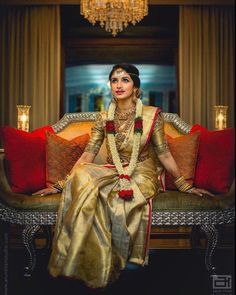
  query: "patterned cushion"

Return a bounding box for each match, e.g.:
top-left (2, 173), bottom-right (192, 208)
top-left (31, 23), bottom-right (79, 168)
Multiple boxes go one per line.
top-left (165, 132), bottom-right (200, 190)
top-left (46, 132), bottom-right (90, 186)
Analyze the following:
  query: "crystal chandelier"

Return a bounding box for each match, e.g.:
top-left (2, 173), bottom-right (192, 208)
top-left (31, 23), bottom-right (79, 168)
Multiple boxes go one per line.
top-left (80, 0), bottom-right (148, 37)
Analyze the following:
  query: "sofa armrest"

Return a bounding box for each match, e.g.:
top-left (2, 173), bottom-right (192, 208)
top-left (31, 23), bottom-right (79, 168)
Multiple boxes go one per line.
top-left (0, 153), bottom-right (12, 192)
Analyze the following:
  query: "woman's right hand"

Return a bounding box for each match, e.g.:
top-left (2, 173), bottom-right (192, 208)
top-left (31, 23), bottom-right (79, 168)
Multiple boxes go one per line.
top-left (32, 187), bottom-right (59, 196)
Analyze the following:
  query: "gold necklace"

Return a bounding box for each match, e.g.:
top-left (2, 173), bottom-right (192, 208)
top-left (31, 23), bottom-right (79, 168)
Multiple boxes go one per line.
top-left (116, 106), bottom-right (136, 120)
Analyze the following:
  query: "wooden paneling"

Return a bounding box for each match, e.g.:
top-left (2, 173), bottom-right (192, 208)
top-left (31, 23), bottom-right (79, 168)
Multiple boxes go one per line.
top-left (0, 0), bottom-right (234, 5)
top-left (150, 224), bottom-right (235, 250)
top-left (7, 224), bottom-right (234, 250)
top-left (61, 5), bottom-right (179, 65)
top-left (64, 38), bottom-right (177, 65)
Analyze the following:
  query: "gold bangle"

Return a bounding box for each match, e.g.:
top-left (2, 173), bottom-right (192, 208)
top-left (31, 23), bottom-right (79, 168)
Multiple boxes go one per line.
top-left (53, 175), bottom-right (70, 192)
top-left (174, 176), bottom-right (193, 192)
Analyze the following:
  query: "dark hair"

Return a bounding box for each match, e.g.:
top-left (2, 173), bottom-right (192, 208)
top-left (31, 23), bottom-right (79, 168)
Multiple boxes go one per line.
top-left (109, 63), bottom-right (140, 88)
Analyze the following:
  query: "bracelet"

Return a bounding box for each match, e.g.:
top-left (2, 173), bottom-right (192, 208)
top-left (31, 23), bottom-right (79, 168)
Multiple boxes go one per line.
top-left (53, 180), bottom-right (65, 192)
top-left (174, 176), bottom-right (193, 192)
top-left (53, 175), bottom-right (70, 192)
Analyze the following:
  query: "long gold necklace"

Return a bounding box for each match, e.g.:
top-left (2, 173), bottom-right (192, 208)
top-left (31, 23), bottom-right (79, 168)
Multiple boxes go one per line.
top-left (106, 99), bottom-right (143, 200)
top-left (114, 107), bottom-right (136, 146)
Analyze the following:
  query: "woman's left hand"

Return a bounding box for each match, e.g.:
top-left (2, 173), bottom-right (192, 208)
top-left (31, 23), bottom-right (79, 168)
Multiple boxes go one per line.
top-left (187, 187), bottom-right (215, 197)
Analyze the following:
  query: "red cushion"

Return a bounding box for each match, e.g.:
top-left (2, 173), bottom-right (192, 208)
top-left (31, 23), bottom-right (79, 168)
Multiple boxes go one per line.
top-left (190, 125), bottom-right (235, 194)
top-left (0, 126), bottom-right (54, 194)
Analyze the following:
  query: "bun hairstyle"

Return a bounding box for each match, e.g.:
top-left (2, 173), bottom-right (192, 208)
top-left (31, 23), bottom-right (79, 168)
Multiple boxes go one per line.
top-left (109, 63), bottom-right (141, 88)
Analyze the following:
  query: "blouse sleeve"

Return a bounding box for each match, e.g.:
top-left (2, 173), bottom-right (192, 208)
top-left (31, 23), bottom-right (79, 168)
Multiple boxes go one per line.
top-left (151, 112), bottom-right (170, 156)
top-left (84, 113), bottom-right (105, 156)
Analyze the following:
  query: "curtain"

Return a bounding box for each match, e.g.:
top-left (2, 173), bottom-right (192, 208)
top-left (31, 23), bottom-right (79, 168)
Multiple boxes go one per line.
top-left (0, 6), bottom-right (61, 131)
top-left (179, 6), bottom-right (235, 129)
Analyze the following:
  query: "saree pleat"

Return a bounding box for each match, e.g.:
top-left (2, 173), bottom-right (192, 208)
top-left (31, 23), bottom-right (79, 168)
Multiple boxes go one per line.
top-left (48, 106), bottom-right (169, 288)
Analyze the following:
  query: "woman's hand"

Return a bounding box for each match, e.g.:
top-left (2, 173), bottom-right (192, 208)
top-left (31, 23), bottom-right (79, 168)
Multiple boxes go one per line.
top-left (187, 187), bottom-right (214, 197)
top-left (32, 187), bottom-right (59, 196)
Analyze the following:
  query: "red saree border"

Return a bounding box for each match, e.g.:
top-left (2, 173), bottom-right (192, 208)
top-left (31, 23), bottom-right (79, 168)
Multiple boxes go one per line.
top-left (160, 169), bottom-right (166, 192)
top-left (139, 107), bottom-right (161, 155)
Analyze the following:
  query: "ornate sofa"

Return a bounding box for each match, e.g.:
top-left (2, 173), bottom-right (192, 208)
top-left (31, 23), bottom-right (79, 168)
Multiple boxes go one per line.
top-left (0, 112), bottom-right (234, 277)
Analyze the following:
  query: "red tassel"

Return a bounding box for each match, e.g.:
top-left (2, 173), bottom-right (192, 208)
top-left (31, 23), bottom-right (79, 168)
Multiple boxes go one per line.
top-left (118, 189), bottom-right (133, 200)
top-left (119, 174), bottom-right (130, 181)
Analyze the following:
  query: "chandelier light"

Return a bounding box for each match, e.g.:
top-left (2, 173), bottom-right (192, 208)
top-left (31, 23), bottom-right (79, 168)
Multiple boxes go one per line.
top-left (80, 0), bottom-right (148, 37)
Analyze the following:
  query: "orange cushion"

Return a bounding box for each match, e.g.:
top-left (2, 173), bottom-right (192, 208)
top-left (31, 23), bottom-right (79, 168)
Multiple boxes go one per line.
top-left (46, 132), bottom-right (90, 187)
top-left (165, 132), bottom-right (200, 190)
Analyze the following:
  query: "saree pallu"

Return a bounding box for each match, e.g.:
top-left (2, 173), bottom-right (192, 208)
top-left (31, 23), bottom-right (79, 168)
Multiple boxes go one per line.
top-left (48, 157), bottom-right (157, 288)
top-left (48, 106), bottom-right (168, 288)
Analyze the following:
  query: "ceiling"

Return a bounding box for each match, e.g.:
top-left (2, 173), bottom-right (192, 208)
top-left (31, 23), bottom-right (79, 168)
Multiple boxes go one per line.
top-left (0, 0), bottom-right (234, 5)
top-left (61, 5), bottom-right (179, 38)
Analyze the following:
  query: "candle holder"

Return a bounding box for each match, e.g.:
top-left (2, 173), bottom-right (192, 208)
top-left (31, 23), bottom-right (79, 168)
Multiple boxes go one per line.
top-left (214, 105), bottom-right (228, 130)
top-left (17, 105), bottom-right (31, 132)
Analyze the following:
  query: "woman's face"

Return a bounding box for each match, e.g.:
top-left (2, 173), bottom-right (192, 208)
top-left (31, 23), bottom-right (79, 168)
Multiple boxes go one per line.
top-left (110, 68), bottom-right (135, 101)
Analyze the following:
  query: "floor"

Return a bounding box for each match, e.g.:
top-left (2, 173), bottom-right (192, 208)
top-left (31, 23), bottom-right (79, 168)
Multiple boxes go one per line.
top-left (2, 246), bottom-right (234, 295)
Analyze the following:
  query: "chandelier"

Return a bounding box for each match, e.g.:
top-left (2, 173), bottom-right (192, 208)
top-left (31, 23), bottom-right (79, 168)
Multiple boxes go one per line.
top-left (80, 0), bottom-right (148, 37)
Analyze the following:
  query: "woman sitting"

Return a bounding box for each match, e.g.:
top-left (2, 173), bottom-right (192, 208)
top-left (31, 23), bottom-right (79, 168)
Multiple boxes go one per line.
top-left (34, 63), bottom-right (212, 289)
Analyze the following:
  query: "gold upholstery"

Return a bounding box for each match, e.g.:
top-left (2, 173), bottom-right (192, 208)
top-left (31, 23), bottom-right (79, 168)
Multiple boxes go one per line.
top-left (57, 122), bottom-right (95, 140)
top-left (57, 122), bottom-right (107, 164)
top-left (57, 121), bottom-right (183, 140)
top-left (57, 121), bottom-right (182, 165)
top-left (164, 122), bottom-right (183, 138)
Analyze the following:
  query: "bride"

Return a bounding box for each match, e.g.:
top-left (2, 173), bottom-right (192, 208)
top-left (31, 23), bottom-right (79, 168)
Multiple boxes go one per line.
top-left (34, 63), bottom-right (212, 289)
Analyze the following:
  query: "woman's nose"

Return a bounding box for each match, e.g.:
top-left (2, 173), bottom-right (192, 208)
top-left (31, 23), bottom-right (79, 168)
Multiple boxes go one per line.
top-left (116, 81), bottom-right (122, 88)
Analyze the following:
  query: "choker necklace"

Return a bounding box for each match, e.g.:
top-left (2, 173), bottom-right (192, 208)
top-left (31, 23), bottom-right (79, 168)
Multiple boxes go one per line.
top-left (106, 99), bottom-right (143, 201)
top-left (116, 106), bottom-right (136, 120)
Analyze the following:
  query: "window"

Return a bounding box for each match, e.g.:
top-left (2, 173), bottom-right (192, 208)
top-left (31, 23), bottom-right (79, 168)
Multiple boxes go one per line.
top-left (65, 64), bottom-right (177, 113)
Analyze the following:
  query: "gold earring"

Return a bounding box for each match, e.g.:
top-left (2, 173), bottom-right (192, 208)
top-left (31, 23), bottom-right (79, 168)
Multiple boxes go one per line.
top-left (136, 89), bottom-right (141, 98)
top-left (112, 95), bottom-right (117, 104)
top-left (132, 94), bottom-right (138, 103)
top-left (132, 89), bottom-right (141, 103)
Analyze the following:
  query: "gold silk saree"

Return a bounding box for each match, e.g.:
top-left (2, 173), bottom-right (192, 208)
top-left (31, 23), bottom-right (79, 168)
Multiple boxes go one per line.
top-left (48, 105), bottom-right (169, 288)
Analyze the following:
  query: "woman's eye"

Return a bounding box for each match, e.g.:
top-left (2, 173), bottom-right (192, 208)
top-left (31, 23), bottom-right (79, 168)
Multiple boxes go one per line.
top-left (122, 78), bottom-right (130, 83)
top-left (111, 79), bottom-right (117, 83)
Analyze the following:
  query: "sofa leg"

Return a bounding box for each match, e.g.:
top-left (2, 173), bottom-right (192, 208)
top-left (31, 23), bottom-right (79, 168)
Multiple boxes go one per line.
top-left (190, 225), bottom-right (201, 248)
top-left (43, 225), bottom-right (52, 250)
top-left (200, 224), bottom-right (218, 275)
top-left (22, 225), bottom-right (41, 277)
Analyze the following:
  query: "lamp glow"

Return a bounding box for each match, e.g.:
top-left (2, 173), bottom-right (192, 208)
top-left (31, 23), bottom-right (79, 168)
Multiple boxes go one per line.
top-left (17, 105), bottom-right (31, 132)
top-left (214, 105), bottom-right (228, 130)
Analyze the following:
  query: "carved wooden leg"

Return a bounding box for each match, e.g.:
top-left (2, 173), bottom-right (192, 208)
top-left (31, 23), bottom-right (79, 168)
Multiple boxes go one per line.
top-left (22, 225), bottom-right (41, 276)
top-left (200, 224), bottom-right (218, 275)
top-left (190, 225), bottom-right (201, 248)
top-left (43, 225), bottom-right (52, 250)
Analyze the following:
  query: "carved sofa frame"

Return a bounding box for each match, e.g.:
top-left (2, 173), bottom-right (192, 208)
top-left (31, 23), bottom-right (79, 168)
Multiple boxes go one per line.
top-left (0, 112), bottom-right (234, 277)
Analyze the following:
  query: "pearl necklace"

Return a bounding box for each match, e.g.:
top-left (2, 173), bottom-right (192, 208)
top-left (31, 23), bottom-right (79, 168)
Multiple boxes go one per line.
top-left (106, 99), bottom-right (143, 200)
